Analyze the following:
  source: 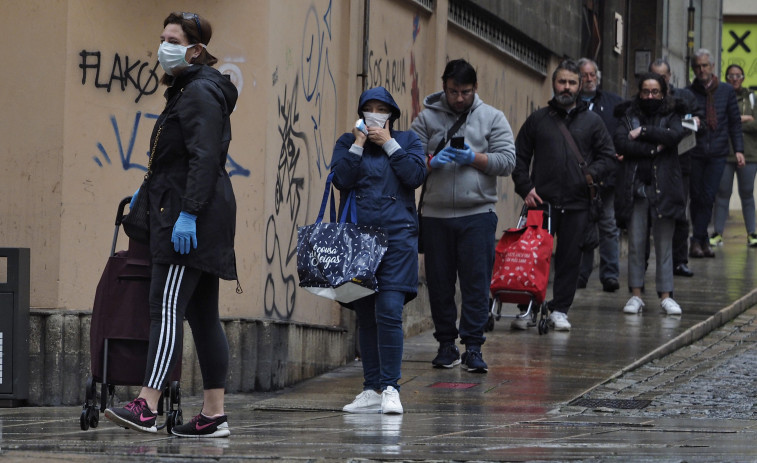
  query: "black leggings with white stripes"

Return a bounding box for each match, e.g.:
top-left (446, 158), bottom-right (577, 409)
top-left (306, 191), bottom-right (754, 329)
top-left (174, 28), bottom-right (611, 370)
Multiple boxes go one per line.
top-left (143, 264), bottom-right (229, 391)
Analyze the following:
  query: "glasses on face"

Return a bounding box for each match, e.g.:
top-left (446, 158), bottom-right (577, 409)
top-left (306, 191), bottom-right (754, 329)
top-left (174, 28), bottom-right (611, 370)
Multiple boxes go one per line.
top-left (581, 72), bottom-right (597, 79)
top-left (445, 88), bottom-right (475, 98)
top-left (182, 12), bottom-right (203, 41)
top-left (727, 74), bottom-right (745, 80)
top-left (692, 63), bottom-right (710, 70)
top-left (640, 88), bottom-right (662, 97)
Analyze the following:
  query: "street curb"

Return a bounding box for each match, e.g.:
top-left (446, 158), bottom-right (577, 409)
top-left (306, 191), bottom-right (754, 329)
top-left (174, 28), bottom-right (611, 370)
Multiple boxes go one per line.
top-left (571, 286), bottom-right (757, 401)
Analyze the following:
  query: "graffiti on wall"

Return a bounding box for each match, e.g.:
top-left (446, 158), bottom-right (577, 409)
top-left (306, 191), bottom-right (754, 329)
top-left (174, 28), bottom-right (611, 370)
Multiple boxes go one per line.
top-left (79, 50), bottom-right (161, 103)
top-left (81, 49), bottom-right (251, 177)
top-left (264, 0), bottom-right (338, 319)
top-left (264, 77), bottom-right (306, 319)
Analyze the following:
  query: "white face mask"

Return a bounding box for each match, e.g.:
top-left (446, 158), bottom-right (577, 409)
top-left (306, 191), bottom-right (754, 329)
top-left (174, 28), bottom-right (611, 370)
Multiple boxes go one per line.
top-left (158, 42), bottom-right (197, 76)
top-left (363, 112), bottom-right (391, 128)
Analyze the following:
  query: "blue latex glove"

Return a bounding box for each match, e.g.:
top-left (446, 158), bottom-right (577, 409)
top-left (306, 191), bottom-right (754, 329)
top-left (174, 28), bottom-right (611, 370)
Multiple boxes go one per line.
top-left (429, 147), bottom-right (455, 168)
top-left (171, 211), bottom-right (198, 255)
top-left (451, 144), bottom-right (475, 165)
top-left (129, 187), bottom-right (140, 209)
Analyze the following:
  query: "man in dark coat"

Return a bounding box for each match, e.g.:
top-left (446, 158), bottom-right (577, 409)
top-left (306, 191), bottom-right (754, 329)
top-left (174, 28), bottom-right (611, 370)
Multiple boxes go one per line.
top-left (576, 58), bottom-right (623, 293)
top-left (513, 59), bottom-right (616, 331)
top-left (686, 49), bottom-right (744, 258)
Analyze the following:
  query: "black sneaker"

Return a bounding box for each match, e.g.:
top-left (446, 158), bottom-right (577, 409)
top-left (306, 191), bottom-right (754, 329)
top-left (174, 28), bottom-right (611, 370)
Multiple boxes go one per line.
top-left (171, 413), bottom-right (230, 438)
top-left (104, 397), bottom-right (157, 433)
top-left (431, 342), bottom-right (461, 368)
top-left (461, 350), bottom-right (488, 373)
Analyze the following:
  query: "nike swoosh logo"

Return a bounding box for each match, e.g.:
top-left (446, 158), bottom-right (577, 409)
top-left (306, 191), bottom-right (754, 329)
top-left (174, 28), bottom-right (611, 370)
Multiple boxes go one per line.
top-left (196, 421), bottom-right (216, 431)
top-left (140, 414), bottom-right (154, 422)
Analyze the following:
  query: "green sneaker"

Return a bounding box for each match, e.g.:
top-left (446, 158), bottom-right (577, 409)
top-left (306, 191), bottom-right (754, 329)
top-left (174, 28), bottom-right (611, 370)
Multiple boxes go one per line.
top-left (748, 233), bottom-right (757, 248)
top-left (709, 233), bottom-right (723, 246)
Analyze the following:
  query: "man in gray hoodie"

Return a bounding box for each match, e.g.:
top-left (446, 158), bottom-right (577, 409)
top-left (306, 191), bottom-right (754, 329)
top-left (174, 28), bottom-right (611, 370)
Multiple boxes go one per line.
top-left (411, 59), bottom-right (515, 373)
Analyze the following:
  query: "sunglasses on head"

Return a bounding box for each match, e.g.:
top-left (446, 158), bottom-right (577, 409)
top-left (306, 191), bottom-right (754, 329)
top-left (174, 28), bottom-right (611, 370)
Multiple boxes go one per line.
top-left (182, 12), bottom-right (203, 41)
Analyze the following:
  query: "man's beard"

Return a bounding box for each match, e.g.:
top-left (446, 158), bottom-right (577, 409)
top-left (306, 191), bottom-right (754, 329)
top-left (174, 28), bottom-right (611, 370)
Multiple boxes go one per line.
top-left (555, 91), bottom-right (577, 106)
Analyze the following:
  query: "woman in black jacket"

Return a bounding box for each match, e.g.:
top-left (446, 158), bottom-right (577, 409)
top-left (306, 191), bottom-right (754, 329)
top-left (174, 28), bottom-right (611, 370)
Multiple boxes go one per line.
top-left (614, 72), bottom-right (685, 316)
top-left (105, 12), bottom-right (237, 438)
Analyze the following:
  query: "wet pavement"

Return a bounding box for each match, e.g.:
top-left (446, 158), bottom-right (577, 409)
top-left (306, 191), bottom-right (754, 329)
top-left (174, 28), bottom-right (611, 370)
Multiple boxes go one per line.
top-left (1, 225), bottom-right (757, 462)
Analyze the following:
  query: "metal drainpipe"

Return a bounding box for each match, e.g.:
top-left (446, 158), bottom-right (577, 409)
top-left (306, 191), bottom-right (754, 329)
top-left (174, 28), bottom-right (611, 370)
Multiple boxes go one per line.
top-left (686, 0), bottom-right (695, 86)
top-left (360, 0), bottom-right (370, 92)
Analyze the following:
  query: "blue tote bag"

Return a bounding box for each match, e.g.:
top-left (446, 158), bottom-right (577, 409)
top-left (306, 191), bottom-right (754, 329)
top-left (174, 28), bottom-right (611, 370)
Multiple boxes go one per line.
top-left (296, 172), bottom-right (388, 302)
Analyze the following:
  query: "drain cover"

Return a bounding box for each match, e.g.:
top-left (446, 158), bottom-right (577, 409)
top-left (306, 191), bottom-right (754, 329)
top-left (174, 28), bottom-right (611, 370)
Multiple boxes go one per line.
top-left (569, 398), bottom-right (652, 409)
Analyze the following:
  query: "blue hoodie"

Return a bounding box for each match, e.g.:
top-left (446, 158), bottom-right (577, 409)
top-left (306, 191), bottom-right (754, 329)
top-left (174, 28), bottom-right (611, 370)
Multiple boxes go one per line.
top-left (331, 87), bottom-right (426, 299)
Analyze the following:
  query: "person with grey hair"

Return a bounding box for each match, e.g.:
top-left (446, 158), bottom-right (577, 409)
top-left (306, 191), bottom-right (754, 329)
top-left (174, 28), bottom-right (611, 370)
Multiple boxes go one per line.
top-left (649, 58), bottom-right (698, 276)
top-left (513, 59), bottom-right (616, 331)
top-left (685, 49), bottom-right (744, 258)
top-left (576, 58), bottom-right (623, 293)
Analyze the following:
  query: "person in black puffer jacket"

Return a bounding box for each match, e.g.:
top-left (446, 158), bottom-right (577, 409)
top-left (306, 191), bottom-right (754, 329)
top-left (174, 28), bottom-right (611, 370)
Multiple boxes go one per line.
top-left (614, 72), bottom-right (685, 317)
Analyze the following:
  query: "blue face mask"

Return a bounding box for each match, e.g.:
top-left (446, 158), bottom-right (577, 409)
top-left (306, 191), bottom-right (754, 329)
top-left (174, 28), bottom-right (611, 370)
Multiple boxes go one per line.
top-left (157, 42), bottom-right (198, 76)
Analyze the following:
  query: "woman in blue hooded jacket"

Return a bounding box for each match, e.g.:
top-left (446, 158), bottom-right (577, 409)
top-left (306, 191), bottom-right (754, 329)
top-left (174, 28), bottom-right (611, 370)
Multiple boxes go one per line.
top-left (331, 86), bottom-right (425, 414)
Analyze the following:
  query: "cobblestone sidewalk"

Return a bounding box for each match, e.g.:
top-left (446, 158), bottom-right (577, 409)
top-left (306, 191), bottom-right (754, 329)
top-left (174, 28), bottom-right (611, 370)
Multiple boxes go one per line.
top-left (569, 305), bottom-right (757, 421)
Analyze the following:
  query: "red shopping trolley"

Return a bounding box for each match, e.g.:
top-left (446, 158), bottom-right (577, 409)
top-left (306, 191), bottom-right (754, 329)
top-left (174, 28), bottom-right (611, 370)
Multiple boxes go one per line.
top-left (489, 203), bottom-right (553, 334)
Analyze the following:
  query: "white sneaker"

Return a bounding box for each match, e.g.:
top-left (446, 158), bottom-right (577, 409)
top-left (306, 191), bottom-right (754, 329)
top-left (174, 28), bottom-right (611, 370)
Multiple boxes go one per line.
top-left (661, 297), bottom-right (682, 315)
top-left (548, 311), bottom-right (571, 331)
top-left (510, 315), bottom-right (530, 330)
top-left (623, 296), bottom-right (645, 314)
top-left (381, 386), bottom-right (403, 414)
top-left (342, 390), bottom-right (382, 414)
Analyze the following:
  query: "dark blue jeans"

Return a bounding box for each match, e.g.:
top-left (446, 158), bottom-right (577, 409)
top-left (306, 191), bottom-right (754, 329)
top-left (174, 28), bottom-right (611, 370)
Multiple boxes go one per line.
top-left (689, 156), bottom-right (727, 244)
top-left (423, 211), bottom-right (497, 348)
top-left (352, 290), bottom-right (406, 391)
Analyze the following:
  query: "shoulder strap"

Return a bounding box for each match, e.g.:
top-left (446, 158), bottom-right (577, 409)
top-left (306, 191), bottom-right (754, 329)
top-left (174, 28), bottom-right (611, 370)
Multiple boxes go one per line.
top-left (551, 112), bottom-right (598, 199)
top-left (419, 110), bottom-right (470, 212)
top-left (432, 111), bottom-right (470, 156)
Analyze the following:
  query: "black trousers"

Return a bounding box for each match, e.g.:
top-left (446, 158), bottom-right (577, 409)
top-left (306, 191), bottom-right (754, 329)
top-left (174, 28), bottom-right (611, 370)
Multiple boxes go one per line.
top-left (143, 264), bottom-right (229, 391)
top-left (549, 208), bottom-right (589, 313)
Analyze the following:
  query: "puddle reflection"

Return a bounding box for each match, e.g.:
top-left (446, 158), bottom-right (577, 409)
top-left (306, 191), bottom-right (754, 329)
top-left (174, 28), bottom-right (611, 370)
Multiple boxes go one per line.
top-left (342, 414), bottom-right (403, 452)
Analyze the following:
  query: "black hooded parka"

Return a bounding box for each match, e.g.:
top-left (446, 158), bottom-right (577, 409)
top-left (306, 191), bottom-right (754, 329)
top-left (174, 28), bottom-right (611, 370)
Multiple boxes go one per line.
top-left (146, 65), bottom-right (239, 280)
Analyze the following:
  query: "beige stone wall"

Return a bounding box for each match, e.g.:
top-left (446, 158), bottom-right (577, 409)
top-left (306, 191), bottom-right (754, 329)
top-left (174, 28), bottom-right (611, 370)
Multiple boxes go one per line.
top-left (1, 0), bottom-right (554, 324)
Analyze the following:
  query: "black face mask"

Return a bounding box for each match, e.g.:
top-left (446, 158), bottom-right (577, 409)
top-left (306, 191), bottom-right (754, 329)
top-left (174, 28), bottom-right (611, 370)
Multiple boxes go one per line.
top-left (639, 98), bottom-right (663, 115)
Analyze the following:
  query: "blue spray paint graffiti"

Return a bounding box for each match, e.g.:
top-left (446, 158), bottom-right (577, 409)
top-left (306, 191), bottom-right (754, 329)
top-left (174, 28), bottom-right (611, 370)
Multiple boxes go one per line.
top-left (94, 112), bottom-right (250, 177)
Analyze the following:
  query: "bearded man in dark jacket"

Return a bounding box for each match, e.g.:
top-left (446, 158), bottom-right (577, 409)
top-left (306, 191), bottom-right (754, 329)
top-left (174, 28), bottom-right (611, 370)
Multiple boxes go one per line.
top-left (513, 59), bottom-right (616, 331)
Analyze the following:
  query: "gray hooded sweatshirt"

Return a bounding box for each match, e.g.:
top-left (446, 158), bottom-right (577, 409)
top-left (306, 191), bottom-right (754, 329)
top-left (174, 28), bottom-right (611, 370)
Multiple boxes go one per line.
top-left (411, 91), bottom-right (515, 218)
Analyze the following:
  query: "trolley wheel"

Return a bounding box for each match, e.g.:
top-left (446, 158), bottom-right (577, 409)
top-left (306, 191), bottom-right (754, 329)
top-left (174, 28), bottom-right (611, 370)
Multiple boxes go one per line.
top-left (88, 408), bottom-right (99, 428)
top-left (485, 313), bottom-right (495, 332)
top-left (538, 318), bottom-right (549, 335)
top-left (166, 409), bottom-right (183, 434)
top-left (80, 408), bottom-right (90, 431)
